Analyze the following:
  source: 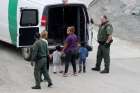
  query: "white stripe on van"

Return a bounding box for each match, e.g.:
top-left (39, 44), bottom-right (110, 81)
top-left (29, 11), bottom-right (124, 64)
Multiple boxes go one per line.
top-left (0, 0), bottom-right (12, 43)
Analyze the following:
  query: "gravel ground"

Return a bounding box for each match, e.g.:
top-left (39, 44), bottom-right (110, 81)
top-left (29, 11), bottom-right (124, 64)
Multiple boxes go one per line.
top-left (88, 0), bottom-right (140, 46)
top-left (0, 1), bottom-right (140, 93)
top-left (0, 30), bottom-right (140, 93)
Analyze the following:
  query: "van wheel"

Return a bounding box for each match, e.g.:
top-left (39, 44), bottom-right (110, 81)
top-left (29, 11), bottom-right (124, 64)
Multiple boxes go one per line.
top-left (21, 48), bottom-right (31, 61)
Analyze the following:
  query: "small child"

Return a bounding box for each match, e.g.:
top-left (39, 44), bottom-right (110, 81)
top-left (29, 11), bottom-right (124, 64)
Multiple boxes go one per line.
top-left (52, 46), bottom-right (63, 74)
top-left (79, 43), bottom-right (88, 73)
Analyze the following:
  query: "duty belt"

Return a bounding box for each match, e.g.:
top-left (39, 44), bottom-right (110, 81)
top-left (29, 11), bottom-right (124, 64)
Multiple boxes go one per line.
top-left (98, 41), bottom-right (106, 45)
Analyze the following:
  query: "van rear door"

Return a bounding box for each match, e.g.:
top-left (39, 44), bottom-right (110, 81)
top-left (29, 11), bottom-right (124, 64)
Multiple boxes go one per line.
top-left (18, 8), bottom-right (39, 47)
top-left (80, 5), bottom-right (93, 51)
top-left (81, 5), bottom-right (89, 41)
top-left (42, 4), bottom-right (92, 51)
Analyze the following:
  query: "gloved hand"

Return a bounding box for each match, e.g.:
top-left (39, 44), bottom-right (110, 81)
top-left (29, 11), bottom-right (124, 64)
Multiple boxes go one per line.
top-left (104, 43), bottom-right (110, 48)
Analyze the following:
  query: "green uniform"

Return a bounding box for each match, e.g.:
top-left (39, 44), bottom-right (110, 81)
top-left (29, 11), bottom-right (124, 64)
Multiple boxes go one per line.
top-left (31, 39), bottom-right (52, 87)
top-left (98, 23), bottom-right (113, 42)
top-left (96, 22), bottom-right (113, 71)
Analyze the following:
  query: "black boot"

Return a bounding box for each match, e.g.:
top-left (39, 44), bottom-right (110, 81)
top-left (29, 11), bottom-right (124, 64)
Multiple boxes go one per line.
top-left (100, 69), bottom-right (109, 74)
top-left (83, 66), bottom-right (86, 73)
top-left (48, 83), bottom-right (53, 87)
top-left (78, 65), bottom-right (82, 73)
top-left (32, 86), bottom-right (41, 89)
top-left (91, 67), bottom-right (100, 71)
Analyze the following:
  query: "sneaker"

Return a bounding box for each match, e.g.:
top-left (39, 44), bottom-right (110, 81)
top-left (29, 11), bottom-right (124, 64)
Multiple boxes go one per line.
top-left (59, 71), bottom-right (63, 73)
top-left (72, 72), bottom-right (78, 76)
top-left (48, 83), bottom-right (53, 87)
top-left (63, 73), bottom-right (68, 77)
top-left (100, 69), bottom-right (109, 74)
top-left (32, 86), bottom-right (41, 89)
top-left (91, 67), bottom-right (100, 71)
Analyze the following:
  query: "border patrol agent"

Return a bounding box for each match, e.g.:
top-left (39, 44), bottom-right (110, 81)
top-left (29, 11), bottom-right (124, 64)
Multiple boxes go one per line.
top-left (92, 15), bottom-right (113, 74)
top-left (31, 31), bottom-right (53, 89)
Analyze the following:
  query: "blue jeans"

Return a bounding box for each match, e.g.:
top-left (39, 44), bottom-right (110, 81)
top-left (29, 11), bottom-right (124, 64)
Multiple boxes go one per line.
top-left (79, 58), bottom-right (86, 65)
top-left (79, 58), bottom-right (86, 72)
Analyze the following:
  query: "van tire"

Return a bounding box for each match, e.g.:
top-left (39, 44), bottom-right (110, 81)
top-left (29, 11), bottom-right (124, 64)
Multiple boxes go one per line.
top-left (21, 48), bottom-right (31, 61)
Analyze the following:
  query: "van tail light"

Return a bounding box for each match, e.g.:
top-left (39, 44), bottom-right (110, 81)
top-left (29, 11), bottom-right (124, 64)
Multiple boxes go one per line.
top-left (63, 0), bottom-right (68, 5)
top-left (41, 16), bottom-right (47, 27)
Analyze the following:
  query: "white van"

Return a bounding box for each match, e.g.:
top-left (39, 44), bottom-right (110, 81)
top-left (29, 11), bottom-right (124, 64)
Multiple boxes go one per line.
top-left (0, 0), bottom-right (92, 60)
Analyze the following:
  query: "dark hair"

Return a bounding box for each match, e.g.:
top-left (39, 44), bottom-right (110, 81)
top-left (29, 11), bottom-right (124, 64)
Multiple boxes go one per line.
top-left (81, 42), bottom-right (86, 47)
top-left (56, 45), bottom-right (61, 51)
top-left (68, 26), bottom-right (75, 33)
top-left (103, 15), bottom-right (108, 20)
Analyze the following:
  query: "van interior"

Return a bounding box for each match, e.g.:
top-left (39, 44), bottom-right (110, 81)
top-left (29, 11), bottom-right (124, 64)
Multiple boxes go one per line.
top-left (47, 5), bottom-right (89, 46)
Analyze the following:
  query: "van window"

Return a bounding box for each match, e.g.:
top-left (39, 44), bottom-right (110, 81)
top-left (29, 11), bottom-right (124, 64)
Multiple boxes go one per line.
top-left (20, 9), bottom-right (38, 26)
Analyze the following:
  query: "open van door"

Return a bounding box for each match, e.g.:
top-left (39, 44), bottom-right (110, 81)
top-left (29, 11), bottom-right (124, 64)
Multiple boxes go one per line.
top-left (80, 5), bottom-right (92, 51)
top-left (18, 8), bottom-right (39, 47)
top-left (19, 8), bottom-right (39, 60)
top-left (43, 4), bottom-right (92, 51)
